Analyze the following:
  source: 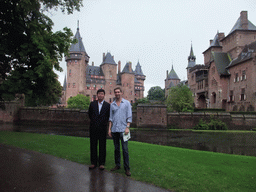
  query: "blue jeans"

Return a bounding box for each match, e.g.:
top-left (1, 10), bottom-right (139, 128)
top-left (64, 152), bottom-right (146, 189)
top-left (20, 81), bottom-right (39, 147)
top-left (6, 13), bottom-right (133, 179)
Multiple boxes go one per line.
top-left (111, 132), bottom-right (130, 171)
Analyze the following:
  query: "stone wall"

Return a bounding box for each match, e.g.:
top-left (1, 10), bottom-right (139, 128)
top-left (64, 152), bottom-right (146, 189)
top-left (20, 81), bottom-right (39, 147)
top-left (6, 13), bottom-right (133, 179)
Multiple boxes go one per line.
top-left (0, 94), bottom-right (25, 123)
top-left (136, 104), bottom-right (167, 128)
top-left (167, 112), bottom-right (256, 130)
top-left (6, 105), bottom-right (256, 130)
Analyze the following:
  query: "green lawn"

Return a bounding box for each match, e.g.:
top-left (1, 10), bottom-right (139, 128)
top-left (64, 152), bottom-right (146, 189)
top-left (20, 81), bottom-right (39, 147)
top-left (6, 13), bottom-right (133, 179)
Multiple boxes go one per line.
top-left (0, 131), bottom-right (255, 192)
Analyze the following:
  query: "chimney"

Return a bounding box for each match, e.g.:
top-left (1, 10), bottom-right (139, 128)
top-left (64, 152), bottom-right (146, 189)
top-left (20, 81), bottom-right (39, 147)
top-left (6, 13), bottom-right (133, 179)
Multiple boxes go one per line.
top-left (241, 11), bottom-right (248, 30)
top-left (166, 70), bottom-right (168, 78)
top-left (129, 62), bottom-right (132, 72)
top-left (92, 62), bottom-right (94, 66)
top-left (210, 40), bottom-right (213, 45)
top-left (112, 56), bottom-right (114, 60)
top-left (118, 61), bottom-right (121, 73)
top-left (103, 53), bottom-right (105, 61)
top-left (218, 33), bottom-right (225, 41)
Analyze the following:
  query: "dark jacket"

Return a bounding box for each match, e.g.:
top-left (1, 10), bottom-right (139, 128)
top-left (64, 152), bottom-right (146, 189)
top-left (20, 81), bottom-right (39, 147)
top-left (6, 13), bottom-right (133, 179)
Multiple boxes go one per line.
top-left (88, 100), bottom-right (110, 129)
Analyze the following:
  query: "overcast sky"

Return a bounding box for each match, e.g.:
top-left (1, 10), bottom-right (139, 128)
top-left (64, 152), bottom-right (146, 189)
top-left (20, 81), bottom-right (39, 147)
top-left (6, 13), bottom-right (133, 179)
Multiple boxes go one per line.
top-left (48, 0), bottom-right (256, 96)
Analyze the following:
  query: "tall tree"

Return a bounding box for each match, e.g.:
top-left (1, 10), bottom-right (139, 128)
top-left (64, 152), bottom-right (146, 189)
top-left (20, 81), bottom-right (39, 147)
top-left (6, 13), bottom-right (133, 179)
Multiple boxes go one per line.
top-left (166, 85), bottom-right (194, 112)
top-left (0, 0), bottom-right (83, 106)
top-left (147, 86), bottom-right (165, 101)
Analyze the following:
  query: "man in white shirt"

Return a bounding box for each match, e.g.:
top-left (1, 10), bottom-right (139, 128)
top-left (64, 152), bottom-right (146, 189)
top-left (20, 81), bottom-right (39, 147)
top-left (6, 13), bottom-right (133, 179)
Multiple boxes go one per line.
top-left (108, 87), bottom-right (132, 176)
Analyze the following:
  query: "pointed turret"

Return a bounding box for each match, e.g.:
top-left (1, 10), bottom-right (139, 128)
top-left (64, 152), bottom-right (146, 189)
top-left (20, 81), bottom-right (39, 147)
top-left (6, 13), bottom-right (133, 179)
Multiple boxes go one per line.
top-left (70, 27), bottom-right (88, 55)
top-left (187, 44), bottom-right (196, 68)
top-left (101, 52), bottom-right (116, 65)
top-left (167, 65), bottom-right (180, 80)
top-left (134, 61), bottom-right (145, 76)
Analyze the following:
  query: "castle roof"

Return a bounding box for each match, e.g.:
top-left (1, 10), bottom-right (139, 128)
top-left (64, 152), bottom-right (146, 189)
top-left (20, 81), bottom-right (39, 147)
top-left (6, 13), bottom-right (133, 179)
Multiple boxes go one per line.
top-left (211, 52), bottom-right (231, 76)
top-left (69, 28), bottom-right (88, 55)
top-left (134, 61), bottom-right (145, 76)
top-left (227, 41), bottom-right (256, 68)
top-left (210, 32), bottom-right (221, 47)
top-left (86, 66), bottom-right (104, 77)
top-left (167, 65), bottom-right (180, 80)
top-left (167, 81), bottom-right (175, 89)
top-left (229, 16), bottom-right (256, 35)
top-left (102, 52), bottom-right (116, 65)
top-left (122, 62), bottom-right (134, 74)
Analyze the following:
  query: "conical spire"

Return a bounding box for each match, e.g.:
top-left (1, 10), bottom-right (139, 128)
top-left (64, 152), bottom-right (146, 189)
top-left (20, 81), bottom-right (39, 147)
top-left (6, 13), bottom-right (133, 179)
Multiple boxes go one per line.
top-left (167, 65), bottom-right (180, 80)
top-left (69, 21), bottom-right (87, 53)
top-left (187, 43), bottom-right (196, 68)
top-left (102, 52), bottom-right (116, 65)
top-left (135, 61), bottom-right (145, 76)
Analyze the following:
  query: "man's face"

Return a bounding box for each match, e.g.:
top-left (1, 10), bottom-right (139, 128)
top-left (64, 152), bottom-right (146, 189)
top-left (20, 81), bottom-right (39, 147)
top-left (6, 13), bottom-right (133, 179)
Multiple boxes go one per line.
top-left (97, 92), bottom-right (105, 101)
top-left (114, 89), bottom-right (122, 99)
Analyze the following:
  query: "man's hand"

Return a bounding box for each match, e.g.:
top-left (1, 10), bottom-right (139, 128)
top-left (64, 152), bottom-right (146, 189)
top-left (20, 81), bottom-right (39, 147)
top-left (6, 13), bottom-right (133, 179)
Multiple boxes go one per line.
top-left (124, 127), bottom-right (129, 135)
top-left (108, 129), bottom-right (112, 137)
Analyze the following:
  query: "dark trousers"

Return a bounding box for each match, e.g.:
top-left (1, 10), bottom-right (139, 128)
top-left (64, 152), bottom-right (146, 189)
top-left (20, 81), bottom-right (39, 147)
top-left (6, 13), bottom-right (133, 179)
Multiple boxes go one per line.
top-left (111, 132), bottom-right (130, 171)
top-left (90, 128), bottom-right (107, 166)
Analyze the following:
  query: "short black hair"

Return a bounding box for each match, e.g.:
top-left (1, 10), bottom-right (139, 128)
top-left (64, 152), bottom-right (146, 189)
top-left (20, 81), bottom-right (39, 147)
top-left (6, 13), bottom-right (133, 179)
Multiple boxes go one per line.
top-left (97, 89), bottom-right (105, 95)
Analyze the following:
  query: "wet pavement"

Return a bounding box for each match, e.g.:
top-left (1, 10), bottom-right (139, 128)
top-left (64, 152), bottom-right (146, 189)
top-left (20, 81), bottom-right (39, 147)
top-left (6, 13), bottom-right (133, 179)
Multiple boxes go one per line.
top-left (0, 144), bottom-right (172, 192)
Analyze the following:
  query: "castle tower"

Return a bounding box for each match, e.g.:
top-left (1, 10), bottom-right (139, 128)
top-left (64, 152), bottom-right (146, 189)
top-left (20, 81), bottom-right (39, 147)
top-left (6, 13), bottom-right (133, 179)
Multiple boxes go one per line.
top-left (65, 23), bottom-right (90, 102)
top-left (187, 44), bottom-right (196, 88)
top-left (165, 65), bottom-right (180, 97)
top-left (121, 62), bottom-right (135, 103)
top-left (134, 61), bottom-right (146, 100)
top-left (100, 52), bottom-right (117, 102)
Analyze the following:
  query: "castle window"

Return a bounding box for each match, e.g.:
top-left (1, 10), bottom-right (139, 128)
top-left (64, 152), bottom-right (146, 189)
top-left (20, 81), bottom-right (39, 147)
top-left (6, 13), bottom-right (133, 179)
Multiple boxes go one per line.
top-left (240, 88), bottom-right (246, 101)
top-left (110, 90), bottom-right (112, 95)
top-left (69, 69), bottom-right (71, 76)
top-left (68, 83), bottom-right (70, 88)
top-left (100, 85), bottom-right (103, 88)
top-left (109, 98), bottom-right (112, 102)
top-left (73, 83), bottom-right (76, 88)
top-left (86, 84), bottom-right (90, 89)
top-left (93, 95), bottom-right (96, 101)
top-left (75, 60), bottom-right (77, 63)
top-left (235, 73), bottom-right (239, 82)
top-left (110, 82), bottom-right (112, 85)
top-left (229, 90), bottom-right (234, 102)
top-left (242, 70), bottom-right (246, 81)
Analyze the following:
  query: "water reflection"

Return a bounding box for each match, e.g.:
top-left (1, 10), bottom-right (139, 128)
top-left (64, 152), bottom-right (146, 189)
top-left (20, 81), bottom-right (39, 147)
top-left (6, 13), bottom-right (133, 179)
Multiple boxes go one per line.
top-left (1, 123), bottom-right (256, 157)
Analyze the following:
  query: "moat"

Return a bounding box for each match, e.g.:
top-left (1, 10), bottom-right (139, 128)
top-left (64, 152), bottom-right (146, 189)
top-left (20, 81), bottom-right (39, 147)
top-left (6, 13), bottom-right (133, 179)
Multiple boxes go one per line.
top-left (1, 123), bottom-right (256, 157)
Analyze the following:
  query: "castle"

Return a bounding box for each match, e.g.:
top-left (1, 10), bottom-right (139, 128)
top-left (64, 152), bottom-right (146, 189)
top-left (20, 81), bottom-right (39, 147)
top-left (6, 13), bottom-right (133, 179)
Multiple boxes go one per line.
top-left (174, 11), bottom-right (256, 112)
top-left (61, 27), bottom-right (146, 104)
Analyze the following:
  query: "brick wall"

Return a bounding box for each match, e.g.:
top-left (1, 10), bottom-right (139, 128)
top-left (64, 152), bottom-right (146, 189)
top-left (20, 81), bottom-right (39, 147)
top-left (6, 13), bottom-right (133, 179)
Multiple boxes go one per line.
top-left (10, 106), bottom-right (256, 130)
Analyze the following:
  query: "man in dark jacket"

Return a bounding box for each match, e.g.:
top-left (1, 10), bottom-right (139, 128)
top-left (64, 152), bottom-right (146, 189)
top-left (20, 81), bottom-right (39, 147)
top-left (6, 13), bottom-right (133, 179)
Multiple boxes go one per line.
top-left (88, 89), bottom-right (110, 170)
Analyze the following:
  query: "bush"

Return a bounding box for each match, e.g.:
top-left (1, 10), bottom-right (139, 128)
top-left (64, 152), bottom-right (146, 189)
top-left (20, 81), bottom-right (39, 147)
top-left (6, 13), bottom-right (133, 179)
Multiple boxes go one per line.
top-left (66, 94), bottom-right (90, 110)
top-left (194, 117), bottom-right (228, 130)
top-left (193, 119), bottom-right (209, 130)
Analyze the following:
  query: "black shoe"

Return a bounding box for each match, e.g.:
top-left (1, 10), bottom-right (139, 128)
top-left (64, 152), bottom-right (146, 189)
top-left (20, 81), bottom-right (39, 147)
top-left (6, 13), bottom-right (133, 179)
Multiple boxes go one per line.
top-left (125, 170), bottom-right (131, 176)
top-left (111, 166), bottom-right (121, 171)
top-left (89, 165), bottom-right (96, 170)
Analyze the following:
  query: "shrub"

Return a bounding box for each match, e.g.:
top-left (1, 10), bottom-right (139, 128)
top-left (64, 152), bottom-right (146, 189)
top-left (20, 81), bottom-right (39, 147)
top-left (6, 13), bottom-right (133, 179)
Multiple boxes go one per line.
top-left (193, 119), bottom-right (209, 130)
top-left (193, 117), bottom-right (228, 130)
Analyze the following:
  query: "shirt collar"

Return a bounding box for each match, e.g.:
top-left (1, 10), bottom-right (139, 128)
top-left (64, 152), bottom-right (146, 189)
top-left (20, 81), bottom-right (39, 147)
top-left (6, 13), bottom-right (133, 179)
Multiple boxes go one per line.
top-left (113, 98), bottom-right (124, 105)
top-left (98, 100), bottom-right (104, 105)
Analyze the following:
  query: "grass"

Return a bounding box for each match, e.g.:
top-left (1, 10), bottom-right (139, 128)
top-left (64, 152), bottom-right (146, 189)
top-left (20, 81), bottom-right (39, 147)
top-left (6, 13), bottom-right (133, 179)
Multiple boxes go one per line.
top-left (0, 131), bottom-right (256, 192)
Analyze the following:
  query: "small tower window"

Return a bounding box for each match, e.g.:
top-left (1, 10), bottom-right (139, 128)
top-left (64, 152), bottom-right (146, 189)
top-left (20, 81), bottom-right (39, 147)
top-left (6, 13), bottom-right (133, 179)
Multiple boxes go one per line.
top-left (69, 70), bottom-right (71, 76)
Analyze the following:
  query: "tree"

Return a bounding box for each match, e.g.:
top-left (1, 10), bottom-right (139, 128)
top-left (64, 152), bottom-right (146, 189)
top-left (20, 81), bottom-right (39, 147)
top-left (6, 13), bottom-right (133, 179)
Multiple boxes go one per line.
top-left (147, 86), bottom-right (165, 101)
top-left (0, 0), bottom-right (83, 106)
top-left (132, 97), bottom-right (149, 110)
top-left (67, 94), bottom-right (90, 110)
top-left (166, 85), bottom-right (194, 112)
